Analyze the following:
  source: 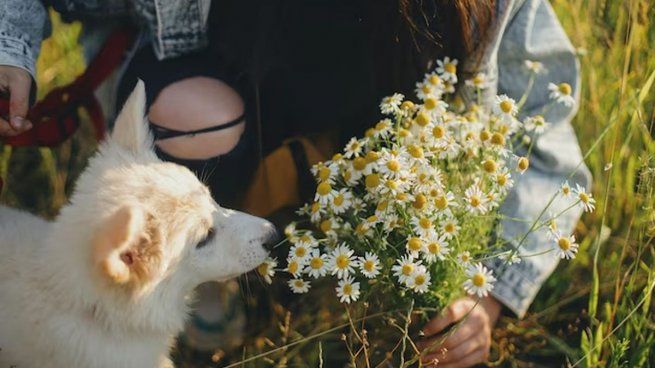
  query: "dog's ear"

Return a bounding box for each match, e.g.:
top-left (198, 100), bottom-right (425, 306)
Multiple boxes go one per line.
top-left (111, 80), bottom-right (153, 154)
top-left (92, 205), bottom-right (162, 285)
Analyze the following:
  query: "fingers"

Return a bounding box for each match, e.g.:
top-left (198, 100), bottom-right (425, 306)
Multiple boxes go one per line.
top-left (421, 298), bottom-right (476, 337)
top-left (0, 67), bottom-right (32, 137)
top-left (8, 74), bottom-right (32, 132)
top-left (419, 324), bottom-right (478, 364)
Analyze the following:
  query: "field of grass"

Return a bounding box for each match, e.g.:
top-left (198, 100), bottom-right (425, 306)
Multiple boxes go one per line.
top-left (1, 1), bottom-right (653, 367)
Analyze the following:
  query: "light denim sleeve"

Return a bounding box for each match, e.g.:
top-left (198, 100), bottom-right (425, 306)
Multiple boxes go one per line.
top-left (486, 0), bottom-right (592, 317)
top-left (0, 0), bottom-right (49, 80)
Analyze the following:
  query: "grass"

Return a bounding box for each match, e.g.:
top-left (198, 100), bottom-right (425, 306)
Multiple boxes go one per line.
top-left (1, 1), bottom-right (653, 367)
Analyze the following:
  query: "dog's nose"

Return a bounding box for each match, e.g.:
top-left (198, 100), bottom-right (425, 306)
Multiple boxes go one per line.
top-left (262, 228), bottom-right (281, 251)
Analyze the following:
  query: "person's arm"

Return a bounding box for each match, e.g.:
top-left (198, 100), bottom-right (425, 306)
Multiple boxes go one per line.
top-left (488, 0), bottom-right (591, 318)
top-left (0, 0), bottom-right (48, 136)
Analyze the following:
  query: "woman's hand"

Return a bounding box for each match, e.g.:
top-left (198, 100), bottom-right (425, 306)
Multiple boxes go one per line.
top-left (0, 65), bottom-right (33, 137)
top-left (417, 296), bottom-right (502, 368)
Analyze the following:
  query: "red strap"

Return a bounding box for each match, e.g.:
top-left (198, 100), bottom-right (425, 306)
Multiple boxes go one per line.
top-left (0, 27), bottom-right (136, 147)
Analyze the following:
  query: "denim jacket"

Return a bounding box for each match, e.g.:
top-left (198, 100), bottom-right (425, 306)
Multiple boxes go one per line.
top-left (0, 0), bottom-right (591, 317)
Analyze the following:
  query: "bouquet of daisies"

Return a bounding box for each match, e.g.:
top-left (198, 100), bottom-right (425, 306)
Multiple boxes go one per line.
top-left (258, 57), bottom-right (594, 314)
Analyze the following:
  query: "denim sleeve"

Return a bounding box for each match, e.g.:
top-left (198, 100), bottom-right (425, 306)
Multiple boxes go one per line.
top-left (487, 0), bottom-right (592, 318)
top-left (0, 0), bottom-right (48, 80)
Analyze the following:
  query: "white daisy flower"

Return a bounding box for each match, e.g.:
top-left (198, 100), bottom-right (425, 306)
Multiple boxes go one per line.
top-left (524, 115), bottom-right (550, 134)
top-left (336, 276), bottom-right (361, 303)
top-left (422, 234), bottom-right (450, 263)
top-left (392, 255), bottom-right (421, 284)
top-left (406, 236), bottom-right (425, 258)
top-left (288, 278), bottom-right (311, 294)
top-left (315, 181), bottom-right (337, 205)
top-left (458, 251), bottom-right (472, 265)
top-left (284, 223), bottom-right (298, 240)
top-left (411, 216), bottom-right (437, 238)
top-left (406, 266), bottom-right (431, 293)
top-left (464, 184), bottom-right (489, 214)
top-left (573, 184), bottom-right (596, 212)
top-left (289, 243), bottom-right (312, 263)
top-left (312, 162), bottom-right (338, 184)
top-left (285, 257), bottom-right (304, 278)
top-left (494, 168), bottom-right (514, 193)
top-left (304, 249), bottom-right (329, 278)
top-left (463, 263), bottom-right (496, 298)
top-left (373, 119), bottom-right (394, 139)
top-left (554, 232), bottom-right (579, 259)
top-left (494, 95), bottom-right (518, 119)
top-left (436, 57), bottom-right (458, 83)
top-left (383, 213), bottom-right (402, 233)
top-left (560, 181), bottom-right (572, 198)
top-left (257, 257), bottom-right (277, 284)
top-left (328, 244), bottom-right (358, 279)
top-left (433, 190), bottom-right (457, 213)
top-left (524, 60), bottom-right (545, 74)
top-left (331, 189), bottom-right (353, 214)
top-left (359, 252), bottom-right (382, 278)
top-left (440, 216), bottom-right (460, 240)
top-left (415, 81), bottom-right (437, 100)
top-left (380, 93), bottom-right (404, 114)
top-left (548, 82), bottom-right (576, 107)
top-left (465, 72), bottom-right (489, 90)
top-left (309, 202), bottom-right (324, 223)
top-left (344, 137), bottom-right (367, 158)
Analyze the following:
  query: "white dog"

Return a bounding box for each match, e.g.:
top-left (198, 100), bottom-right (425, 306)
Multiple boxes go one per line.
top-left (0, 81), bottom-right (276, 368)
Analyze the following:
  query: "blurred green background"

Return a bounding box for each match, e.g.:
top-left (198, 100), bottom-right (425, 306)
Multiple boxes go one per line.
top-left (1, 1), bottom-right (654, 366)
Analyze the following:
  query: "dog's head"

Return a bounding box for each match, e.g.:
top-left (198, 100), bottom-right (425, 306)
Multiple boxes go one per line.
top-left (68, 81), bottom-right (275, 296)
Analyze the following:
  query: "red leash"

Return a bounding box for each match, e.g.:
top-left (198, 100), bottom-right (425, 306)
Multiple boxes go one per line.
top-left (0, 28), bottom-right (135, 192)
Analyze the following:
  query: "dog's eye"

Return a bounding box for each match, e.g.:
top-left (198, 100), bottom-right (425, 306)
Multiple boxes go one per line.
top-left (196, 228), bottom-right (215, 249)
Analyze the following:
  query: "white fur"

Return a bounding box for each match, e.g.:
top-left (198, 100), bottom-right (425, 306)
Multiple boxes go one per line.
top-left (0, 81), bottom-right (275, 368)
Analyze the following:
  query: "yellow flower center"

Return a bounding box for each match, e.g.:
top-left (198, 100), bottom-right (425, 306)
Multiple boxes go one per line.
top-left (364, 260), bottom-right (375, 272)
top-left (386, 160), bottom-right (401, 172)
top-left (432, 125), bottom-right (445, 139)
top-left (320, 219), bottom-right (332, 233)
top-left (294, 280), bottom-right (304, 288)
top-left (402, 264), bottom-right (414, 276)
top-left (365, 151), bottom-right (380, 163)
top-left (428, 242), bottom-right (440, 254)
top-left (558, 83), bottom-right (572, 96)
top-left (558, 237), bottom-right (571, 250)
top-left (365, 174), bottom-right (380, 188)
top-left (500, 100), bottom-right (513, 114)
top-left (386, 180), bottom-right (399, 190)
top-left (461, 254), bottom-right (470, 262)
top-left (413, 194), bottom-right (428, 210)
top-left (421, 85), bottom-right (432, 94)
top-left (317, 182), bottom-right (332, 196)
top-left (399, 128), bottom-right (411, 138)
top-left (483, 159), bottom-right (498, 173)
top-left (491, 132), bottom-right (506, 146)
top-left (497, 174), bottom-right (508, 186)
top-left (365, 128), bottom-right (375, 138)
top-left (375, 120), bottom-right (389, 131)
top-left (518, 157), bottom-right (530, 171)
top-left (343, 170), bottom-right (352, 181)
top-left (311, 202), bottom-right (320, 214)
top-left (343, 284), bottom-right (353, 295)
top-left (355, 223), bottom-right (366, 235)
top-left (377, 200), bottom-right (389, 212)
top-left (479, 130), bottom-right (491, 141)
top-left (472, 273), bottom-right (486, 287)
top-left (562, 186), bottom-right (571, 195)
top-left (408, 237), bottom-right (422, 252)
top-left (336, 255), bottom-right (349, 269)
top-left (353, 157), bottom-right (367, 171)
top-left (332, 153), bottom-right (342, 161)
top-left (310, 257), bottom-right (324, 269)
top-left (334, 194), bottom-right (345, 206)
top-left (416, 112), bottom-right (430, 126)
top-left (295, 247), bottom-right (307, 258)
top-left (415, 274), bottom-right (426, 286)
top-left (401, 101), bottom-right (415, 110)
top-left (408, 145), bottom-right (423, 159)
top-left (435, 195), bottom-right (448, 210)
top-left (444, 63), bottom-right (456, 74)
top-left (429, 75), bottom-right (441, 85)
top-left (424, 97), bottom-right (438, 110)
top-left (473, 75), bottom-right (484, 85)
top-left (444, 223), bottom-right (455, 233)
top-left (287, 261), bottom-right (299, 274)
top-left (318, 167), bottom-right (331, 181)
top-left (419, 217), bottom-right (432, 229)
top-left (257, 263), bottom-right (269, 276)
top-left (578, 192), bottom-right (589, 203)
top-left (396, 193), bottom-right (408, 201)
top-left (470, 195), bottom-right (481, 207)
top-left (367, 215), bottom-right (378, 224)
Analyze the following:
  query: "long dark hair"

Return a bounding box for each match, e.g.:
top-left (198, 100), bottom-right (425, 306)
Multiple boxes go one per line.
top-left (375, 0), bottom-right (496, 97)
